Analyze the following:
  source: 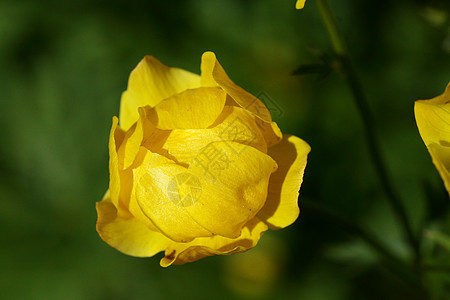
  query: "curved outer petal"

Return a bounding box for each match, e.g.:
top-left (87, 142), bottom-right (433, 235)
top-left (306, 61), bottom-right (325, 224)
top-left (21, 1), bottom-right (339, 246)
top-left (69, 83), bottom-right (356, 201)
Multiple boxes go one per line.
top-left (415, 82), bottom-right (450, 195)
top-left (427, 143), bottom-right (450, 195)
top-left (119, 55), bottom-right (201, 131)
top-left (258, 135), bottom-right (311, 229)
top-left (96, 191), bottom-right (171, 257)
top-left (186, 141), bottom-right (277, 238)
top-left (200, 52), bottom-right (272, 123)
top-left (146, 87), bottom-right (227, 130)
top-left (157, 105), bottom-right (268, 165)
top-left (160, 217), bottom-right (268, 267)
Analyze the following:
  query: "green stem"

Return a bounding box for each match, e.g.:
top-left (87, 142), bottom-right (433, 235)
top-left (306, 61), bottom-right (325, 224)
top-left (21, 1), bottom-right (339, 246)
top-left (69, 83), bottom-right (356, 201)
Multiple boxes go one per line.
top-left (315, 0), bottom-right (346, 56)
top-left (314, 0), bottom-right (420, 261)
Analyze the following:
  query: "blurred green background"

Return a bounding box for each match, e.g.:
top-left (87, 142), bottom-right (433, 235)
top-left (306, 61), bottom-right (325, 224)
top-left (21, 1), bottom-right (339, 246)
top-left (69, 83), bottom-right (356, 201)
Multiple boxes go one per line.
top-left (1, 0), bottom-right (449, 299)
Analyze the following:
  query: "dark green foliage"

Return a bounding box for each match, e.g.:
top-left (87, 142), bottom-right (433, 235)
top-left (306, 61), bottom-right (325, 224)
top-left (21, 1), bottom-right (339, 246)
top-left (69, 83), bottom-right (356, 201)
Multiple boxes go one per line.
top-left (0, 0), bottom-right (448, 299)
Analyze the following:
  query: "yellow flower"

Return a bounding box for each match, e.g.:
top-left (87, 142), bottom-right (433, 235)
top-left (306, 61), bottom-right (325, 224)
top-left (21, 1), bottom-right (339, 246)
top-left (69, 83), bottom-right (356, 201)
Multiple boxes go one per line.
top-left (296, 0), bottom-right (306, 9)
top-left (96, 51), bottom-right (311, 267)
top-left (414, 82), bottom-right (450, 196)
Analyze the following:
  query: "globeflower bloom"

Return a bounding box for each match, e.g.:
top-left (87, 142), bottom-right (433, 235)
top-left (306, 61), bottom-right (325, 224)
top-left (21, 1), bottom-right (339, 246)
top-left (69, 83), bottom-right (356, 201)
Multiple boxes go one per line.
top-left (96, 51), bottom-right (310, 266)
top-left (415, 82), bottom-right (450, 196)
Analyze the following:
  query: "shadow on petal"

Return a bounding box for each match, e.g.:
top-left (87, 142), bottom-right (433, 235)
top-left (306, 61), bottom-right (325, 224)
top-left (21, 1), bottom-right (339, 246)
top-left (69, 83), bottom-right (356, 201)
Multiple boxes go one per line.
top-left (258, 135), bottom-right (310, 229)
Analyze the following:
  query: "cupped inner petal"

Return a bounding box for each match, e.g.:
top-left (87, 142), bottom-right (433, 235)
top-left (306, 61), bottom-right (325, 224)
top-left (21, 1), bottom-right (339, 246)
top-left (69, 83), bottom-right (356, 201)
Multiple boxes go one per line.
top-left (186, 141), bottom-right (277, 238)
top-left (200, 51), bottom-right (272, 123)
top-left (133, 149), bottom-right (213, 243)
top-left (222, 95), bottom-right (283, 148)
top-left (145, 87), bottom-right (227, 130)
top-left (257, 135), bottom-right (310, 229)
top-left (119, 55), bottom-right (201, 131)
top-left (133, 142), bottom-right (276, 243)
top-left (160, 217), bottom-right (268, 267)
top-left (118, 147), bottom-right (174, 232)
top-left (158, 105), bottom-right (268, 165)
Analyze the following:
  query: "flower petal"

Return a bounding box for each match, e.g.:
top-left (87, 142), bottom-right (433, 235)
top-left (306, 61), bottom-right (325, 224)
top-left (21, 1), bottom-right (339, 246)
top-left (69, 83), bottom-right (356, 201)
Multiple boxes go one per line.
top-left (428, 143), bottom-right (450, 195)
top-left (157, 105), bottom-right (268, 165)
top-left (96, 191), bottom-right (170, 257)
top-left (120, 146), bottom-right (173, 232)
top-left (160, 217), bottom-right (268, 267)
top-left (119, 55), bottom-right (201, 131)
top-left (116, 108), bottom-right (156, 170)
top-left (145, 87), bottom-right (227, 130)
top-left (109, 117), bottom-right (125, 207)
top-left (187, 141), bottom-right (277, 238)
top-left (134, 142), bottom-right (276, 242)
top-left (132, 149), bottom-right (213, 243)
top-left (258, 135), bottom-right (310, 229)
top-left (256, 119), bottom-right (283, 148)
top-left (296, 0), bottom-right (306, 10)
top-left (415, 83), bottom-right (450, 146)
top-left (200, 52), bottom-right (272, 123)
top-left (415, 83), bottom-right (450, 195)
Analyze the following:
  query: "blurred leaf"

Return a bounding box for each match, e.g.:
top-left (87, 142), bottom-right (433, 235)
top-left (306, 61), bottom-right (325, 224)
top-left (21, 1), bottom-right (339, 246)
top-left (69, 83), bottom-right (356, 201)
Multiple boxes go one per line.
top-left (420, 6), bottom-right (448, 28)
top-left (323, 241), bottom-right (378, 266)
top-left (292, 63), bottom-right (330, 76)
top-left (423, 179), bottom-right (449, 220)
top-left (424, 230), bottom-right (450, 251)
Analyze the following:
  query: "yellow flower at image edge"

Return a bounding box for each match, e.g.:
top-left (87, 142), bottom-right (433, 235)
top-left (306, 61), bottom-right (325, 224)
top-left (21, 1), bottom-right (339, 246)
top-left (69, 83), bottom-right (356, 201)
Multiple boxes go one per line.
top-left (296, 0), bottom-right (306, 9)
top-left (96, 51), bottom-right (311, 267)
top-left (415, 82), bottom-right (450, 196)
